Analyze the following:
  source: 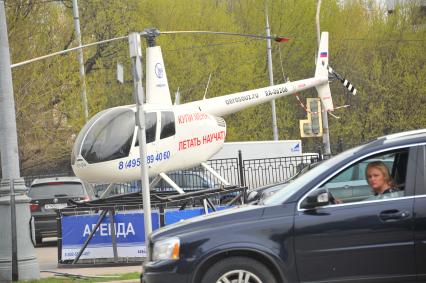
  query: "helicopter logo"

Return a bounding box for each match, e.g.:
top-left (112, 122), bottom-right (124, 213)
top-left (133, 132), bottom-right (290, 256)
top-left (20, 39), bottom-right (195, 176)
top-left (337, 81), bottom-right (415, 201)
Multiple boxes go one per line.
top-left (71, 29), bottom-right (356, 184)
top-left (155, 63), bottom-right (164, 78)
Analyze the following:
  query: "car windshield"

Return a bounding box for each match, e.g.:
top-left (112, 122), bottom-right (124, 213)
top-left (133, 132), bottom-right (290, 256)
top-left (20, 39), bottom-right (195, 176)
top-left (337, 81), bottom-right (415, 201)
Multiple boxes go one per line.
top-left (287, 162), bottom-right (319, 183)
top-left (29, 183), bottom-right (85, 199)
top-left (263, 146), bottom-right (362, 206)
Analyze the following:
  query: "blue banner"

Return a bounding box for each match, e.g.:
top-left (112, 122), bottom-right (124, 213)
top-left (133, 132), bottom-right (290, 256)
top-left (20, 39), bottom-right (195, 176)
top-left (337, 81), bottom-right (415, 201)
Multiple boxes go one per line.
top-left (165, 208), bottom-right (205, 225)
top-left (62, 212), bottom-right (159, 247)
top-left (61, 206), bottom-right (230, 259)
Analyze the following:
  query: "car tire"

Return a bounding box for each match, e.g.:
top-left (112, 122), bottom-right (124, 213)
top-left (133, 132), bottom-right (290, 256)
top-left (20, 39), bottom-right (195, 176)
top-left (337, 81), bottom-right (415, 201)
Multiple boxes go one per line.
top-left (201, 256), bottom-right (277, 283)
top-left (35, 234), bottom-right (42, 245)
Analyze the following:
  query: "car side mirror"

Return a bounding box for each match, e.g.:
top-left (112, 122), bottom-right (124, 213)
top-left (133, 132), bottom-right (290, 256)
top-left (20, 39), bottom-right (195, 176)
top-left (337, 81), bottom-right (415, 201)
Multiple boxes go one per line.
top-left (302, 188), bottom-right (330, 209)
top-left (247, 190), bottom-right (259, 202)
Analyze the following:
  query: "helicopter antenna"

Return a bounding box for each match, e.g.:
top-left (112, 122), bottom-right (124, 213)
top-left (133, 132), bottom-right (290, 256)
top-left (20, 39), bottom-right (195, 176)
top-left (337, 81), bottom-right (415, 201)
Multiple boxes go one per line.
top-left (175, 87), bottom-right (180, 105)
top-left (203, 73), bottom-right (212, 100)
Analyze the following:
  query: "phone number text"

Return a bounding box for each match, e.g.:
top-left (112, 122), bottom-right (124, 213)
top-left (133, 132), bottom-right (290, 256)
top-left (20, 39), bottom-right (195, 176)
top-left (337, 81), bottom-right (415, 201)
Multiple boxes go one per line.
top-left (118, 151), bottom-right (171, 170)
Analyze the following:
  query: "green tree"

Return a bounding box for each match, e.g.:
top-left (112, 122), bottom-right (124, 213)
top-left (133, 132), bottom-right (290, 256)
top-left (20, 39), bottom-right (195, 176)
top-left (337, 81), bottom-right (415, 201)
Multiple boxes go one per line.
top-left (4, 0), bottom-right (426, 175)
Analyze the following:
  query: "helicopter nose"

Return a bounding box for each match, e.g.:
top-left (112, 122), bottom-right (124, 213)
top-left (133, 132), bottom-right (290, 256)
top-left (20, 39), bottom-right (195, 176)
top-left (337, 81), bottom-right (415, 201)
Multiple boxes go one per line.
top-left (72, 107), bottom-right (135, 166)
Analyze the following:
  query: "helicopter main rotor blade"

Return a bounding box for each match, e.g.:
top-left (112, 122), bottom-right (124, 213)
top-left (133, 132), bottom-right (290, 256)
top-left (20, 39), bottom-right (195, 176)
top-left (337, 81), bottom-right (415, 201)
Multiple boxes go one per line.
top-left (160, 30), bottom-right (290, 42)
top-left (11, 35), bottom-right (128, 68)
top-left (12, 28), bottom-right (289, 69)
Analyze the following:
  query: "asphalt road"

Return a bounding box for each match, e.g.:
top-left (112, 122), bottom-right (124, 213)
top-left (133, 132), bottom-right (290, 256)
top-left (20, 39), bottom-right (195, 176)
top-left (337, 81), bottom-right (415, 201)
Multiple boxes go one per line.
top-left (36, 238), bottom-right (142, 279)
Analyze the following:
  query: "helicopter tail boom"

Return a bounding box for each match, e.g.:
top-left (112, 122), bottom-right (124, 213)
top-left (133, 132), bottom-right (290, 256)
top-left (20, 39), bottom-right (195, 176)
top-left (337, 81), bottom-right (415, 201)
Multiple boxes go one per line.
top-left (186, 76), bottom-right (328, 117)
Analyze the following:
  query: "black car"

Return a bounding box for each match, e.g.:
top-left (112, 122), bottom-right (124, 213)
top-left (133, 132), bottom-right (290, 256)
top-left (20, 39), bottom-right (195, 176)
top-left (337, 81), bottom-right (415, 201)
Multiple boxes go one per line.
top-left (141, 129), bottom-right (426, 283)
top-left (28, 176), bottom-right (96, 244)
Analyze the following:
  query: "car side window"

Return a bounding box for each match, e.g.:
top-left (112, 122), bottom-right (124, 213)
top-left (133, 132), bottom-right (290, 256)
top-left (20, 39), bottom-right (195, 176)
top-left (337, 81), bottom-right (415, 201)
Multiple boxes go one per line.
top-left (319, 150), bottom-right (407, 205)
top-left (328, 166), bottom-right (354, 183)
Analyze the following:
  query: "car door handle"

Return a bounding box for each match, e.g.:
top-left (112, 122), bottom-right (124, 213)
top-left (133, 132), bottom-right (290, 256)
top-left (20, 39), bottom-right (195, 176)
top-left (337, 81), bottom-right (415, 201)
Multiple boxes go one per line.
top-left (379, 209), bottom-right (410, 221)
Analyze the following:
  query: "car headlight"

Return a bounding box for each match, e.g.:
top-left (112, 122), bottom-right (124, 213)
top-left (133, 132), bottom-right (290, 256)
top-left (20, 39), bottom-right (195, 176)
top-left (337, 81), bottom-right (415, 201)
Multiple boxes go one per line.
top-left (152, 237), bottom-right (180, 261)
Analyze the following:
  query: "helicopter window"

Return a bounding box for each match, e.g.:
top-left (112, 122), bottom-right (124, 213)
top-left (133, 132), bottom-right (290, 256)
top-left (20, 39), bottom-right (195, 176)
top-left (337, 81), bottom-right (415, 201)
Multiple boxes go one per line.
top-left (80, 108), bottom-right (134, 164)
top-left (71, 108), bottom-right (109, 165)
top-left (160, 111), bottom-right (176, 139)
top-left (135, 112), bottom-right (157, 146)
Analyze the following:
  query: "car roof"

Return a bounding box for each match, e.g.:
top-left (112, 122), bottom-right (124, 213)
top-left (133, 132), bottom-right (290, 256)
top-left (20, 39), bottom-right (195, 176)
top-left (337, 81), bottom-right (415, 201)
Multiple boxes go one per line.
top-left (377, 129), bottom-right (426, 145)
top-left (31, 176), bottom-right (84, 187)
top-left (354, 129), bottom-right (426, 155)
top-left (379, 129), bottom-right (426, 141)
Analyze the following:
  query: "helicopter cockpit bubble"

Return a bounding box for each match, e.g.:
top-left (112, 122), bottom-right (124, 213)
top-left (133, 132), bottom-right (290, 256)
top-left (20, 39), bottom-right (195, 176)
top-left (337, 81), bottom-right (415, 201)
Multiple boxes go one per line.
top-left (71, 108), bottom-right (108, 165)
top-left (72, 107), bottom-right (135, 165)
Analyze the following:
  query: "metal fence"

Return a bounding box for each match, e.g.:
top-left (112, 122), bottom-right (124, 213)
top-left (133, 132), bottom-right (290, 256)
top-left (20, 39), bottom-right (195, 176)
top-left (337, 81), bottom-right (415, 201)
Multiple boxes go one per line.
top-left (243, 154), bottom-right (319, 188)
top-left (19, 153), bottom-right (319, 194)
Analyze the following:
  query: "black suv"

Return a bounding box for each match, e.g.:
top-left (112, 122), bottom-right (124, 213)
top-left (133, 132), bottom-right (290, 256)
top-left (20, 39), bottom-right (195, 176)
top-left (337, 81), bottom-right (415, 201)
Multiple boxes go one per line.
top-left (28, 176), bottom-right (96, 244)
top-left (141, 129), bottom-right (426, 283)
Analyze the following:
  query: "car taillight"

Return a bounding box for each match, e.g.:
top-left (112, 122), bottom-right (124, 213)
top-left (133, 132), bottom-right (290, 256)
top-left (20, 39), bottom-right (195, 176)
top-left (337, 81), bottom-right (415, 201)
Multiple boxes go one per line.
top-left (30, 203), bottom-right (40, 212)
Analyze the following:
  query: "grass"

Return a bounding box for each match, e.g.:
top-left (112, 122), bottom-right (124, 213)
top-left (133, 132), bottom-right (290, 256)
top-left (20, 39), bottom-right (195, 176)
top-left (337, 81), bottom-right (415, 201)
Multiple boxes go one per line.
top-left (19, 272), bottom-right (140, 282)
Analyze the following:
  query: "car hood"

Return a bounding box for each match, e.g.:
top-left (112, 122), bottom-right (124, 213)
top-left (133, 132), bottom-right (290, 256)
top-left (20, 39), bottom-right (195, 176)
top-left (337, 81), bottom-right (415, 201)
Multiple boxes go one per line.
top-left (150, 204), bottom-right (265, 240)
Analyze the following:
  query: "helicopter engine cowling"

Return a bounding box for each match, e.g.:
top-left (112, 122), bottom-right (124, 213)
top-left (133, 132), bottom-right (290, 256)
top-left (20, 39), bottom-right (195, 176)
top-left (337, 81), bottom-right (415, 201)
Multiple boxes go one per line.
top-left (71, 104), bottom-right (226, 183)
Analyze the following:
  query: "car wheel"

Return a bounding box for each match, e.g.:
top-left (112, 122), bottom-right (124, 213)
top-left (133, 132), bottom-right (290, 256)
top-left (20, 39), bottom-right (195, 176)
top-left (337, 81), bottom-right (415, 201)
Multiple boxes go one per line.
top-left (35, 234), bottom-right (42, 245)
top-left (201, 256), bottom-right (277, 283)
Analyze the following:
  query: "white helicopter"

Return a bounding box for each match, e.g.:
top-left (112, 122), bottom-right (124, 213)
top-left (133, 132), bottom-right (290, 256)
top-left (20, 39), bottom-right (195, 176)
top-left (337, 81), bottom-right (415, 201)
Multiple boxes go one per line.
top-left (71, 29), bottom-right (356, 186)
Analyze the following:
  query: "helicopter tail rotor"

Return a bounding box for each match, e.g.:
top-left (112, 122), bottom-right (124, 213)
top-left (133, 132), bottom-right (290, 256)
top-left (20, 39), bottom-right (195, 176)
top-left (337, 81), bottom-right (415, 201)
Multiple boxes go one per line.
top-left (326, 65), bottom-right (357, 95)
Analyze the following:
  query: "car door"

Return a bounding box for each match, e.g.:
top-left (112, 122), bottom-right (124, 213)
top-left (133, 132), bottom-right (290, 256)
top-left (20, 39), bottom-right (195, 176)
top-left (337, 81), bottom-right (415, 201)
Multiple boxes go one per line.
top-left (413, 145), bottom-right (426, 281)
top-left (294, 147), bottom-right (418, 282)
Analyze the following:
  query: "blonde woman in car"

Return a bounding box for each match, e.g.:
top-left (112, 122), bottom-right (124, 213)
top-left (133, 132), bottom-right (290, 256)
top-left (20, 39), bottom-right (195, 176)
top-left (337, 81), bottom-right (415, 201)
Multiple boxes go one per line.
top-left (365, 161), bottom-right (402, 200)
